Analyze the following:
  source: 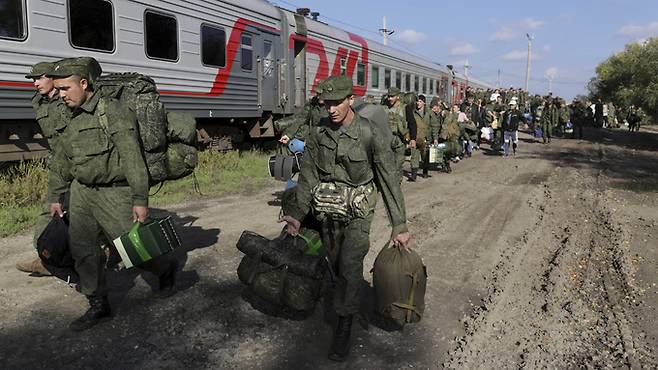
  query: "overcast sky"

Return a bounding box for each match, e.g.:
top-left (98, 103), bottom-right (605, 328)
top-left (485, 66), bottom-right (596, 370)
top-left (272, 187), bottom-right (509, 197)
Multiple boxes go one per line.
top-left (270, 0), bottom-right (658, 100)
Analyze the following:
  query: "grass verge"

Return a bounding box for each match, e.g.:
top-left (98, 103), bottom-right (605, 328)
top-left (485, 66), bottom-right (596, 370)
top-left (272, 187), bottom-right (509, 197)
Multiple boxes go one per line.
top-left (0, 150), bottom-right (275, 238)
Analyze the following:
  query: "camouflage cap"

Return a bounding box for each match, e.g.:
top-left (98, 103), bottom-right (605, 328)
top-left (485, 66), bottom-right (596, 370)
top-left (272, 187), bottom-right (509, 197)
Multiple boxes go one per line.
top-left (48, 57), bottom-right (103, 84)
top-left (24, 62), bottom-right (54, 79)
top-left (387, 86), bottom-right (401, 97)
top-left (316, 76), bottom-right (353, 101)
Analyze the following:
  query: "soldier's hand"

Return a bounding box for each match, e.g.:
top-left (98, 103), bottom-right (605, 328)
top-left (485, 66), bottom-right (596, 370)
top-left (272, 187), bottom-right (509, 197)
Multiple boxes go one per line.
top-left (392, 232), bottom-right (412, 253)
top-left (409, 140), bottom-right (416, 149)
top-left (433, 140), bottom-right (439, 146)
top-left (132, 206), bottom-right (149, 223)
top-left (50, 203), bottom-right (64, 217)
top-left (279, 135), bottom-right (290, 145)
top-left (280, 215), bottom-right (301, 236)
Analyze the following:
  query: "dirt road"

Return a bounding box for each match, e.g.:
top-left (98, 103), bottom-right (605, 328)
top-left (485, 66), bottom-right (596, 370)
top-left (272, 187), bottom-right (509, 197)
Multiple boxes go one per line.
top-left (1, 127), bottom-right (657, 369)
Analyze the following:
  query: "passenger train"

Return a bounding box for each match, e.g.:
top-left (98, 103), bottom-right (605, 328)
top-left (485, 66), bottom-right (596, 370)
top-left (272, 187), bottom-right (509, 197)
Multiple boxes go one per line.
top-left (0, 0), bottom-right (491, 161)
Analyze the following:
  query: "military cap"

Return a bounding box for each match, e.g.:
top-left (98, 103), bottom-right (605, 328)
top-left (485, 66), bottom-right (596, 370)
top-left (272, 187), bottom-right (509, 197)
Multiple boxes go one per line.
top-left (430, 97), bottom-right (440, 107)
top-left (387, 86), bottom-right (401, 97)
top-left (25, 62), bottom-right (54, 79)
top-left (48, 57), bottom-right (103, 84)
top-left (316, 76), bottom-right (353, 101)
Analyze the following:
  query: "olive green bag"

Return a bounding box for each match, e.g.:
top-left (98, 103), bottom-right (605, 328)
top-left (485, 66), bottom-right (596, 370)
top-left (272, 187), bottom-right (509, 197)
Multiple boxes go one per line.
top-left (372, 243), bottom-right (427, 328)
top-left (237, 230), bottom-right (325, 313)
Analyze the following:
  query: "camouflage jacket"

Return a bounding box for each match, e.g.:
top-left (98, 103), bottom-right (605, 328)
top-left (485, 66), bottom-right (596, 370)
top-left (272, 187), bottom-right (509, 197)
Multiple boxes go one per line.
top-left (412, 106), bottom-right (439, 142)
top-left (440, 112), bottom-right (462, 141)
top-left (285, 112), bottom-right (408, 236)
top-left (282, 101), bottom-right (325, 141)
top-left (31, 91), bottom-right (70, 151)
top-left (387, 101), bottom-right (409, 142)
top-left (48, 92), bottom-right (149, 206)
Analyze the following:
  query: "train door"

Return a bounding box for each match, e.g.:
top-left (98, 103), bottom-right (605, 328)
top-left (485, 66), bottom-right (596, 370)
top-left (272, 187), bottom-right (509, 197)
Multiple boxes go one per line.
top-left (258, 34), bottom-right (278, 111)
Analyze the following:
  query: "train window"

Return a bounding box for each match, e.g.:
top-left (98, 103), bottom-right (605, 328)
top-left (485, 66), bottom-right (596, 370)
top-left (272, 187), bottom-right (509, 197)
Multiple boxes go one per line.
top-left (430, 79), bottom-right (434, 95)
top-left (69, 0), bottom-right (114, 52)
top-left (371, 66), bottom-right (379, 88)
top-left (145, 11), bottom-right (178, 61)
top-left (0, 0), bottom-right (26, 40)
top-left (201, 24), bottom-right (226, 68)
top-left (384, 69), bottom-right (391, 88)
top-left (340, 57), bottom-right (347, 75)
top-left (422, 78), bottom-right (426, 94)
top-left (395, 71), bottom-right (401, 89)
top-left (356, 63), bottom-right (365, 86)
top-left (414, 75), bottom-right (419, 92)
top-left (405, 74), bottom-right (411, 91)
top-left (240, 34), bottom-right (253, 71)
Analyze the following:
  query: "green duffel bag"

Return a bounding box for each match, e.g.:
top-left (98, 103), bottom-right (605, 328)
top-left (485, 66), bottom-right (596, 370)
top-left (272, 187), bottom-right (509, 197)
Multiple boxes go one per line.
top-left (237, 230), bottom-right (325, 313)
top-left (372, 244), bottom-right (427, 328)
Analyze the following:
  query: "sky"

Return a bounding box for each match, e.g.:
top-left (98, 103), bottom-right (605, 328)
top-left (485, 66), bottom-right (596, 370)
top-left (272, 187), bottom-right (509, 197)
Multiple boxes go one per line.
top-left (268, 0), bottom-right (658, 100)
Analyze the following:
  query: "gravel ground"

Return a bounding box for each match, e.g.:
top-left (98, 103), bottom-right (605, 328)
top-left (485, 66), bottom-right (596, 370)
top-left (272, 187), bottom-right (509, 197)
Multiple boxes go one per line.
top-left (1, 127), bottom-right (657, 369)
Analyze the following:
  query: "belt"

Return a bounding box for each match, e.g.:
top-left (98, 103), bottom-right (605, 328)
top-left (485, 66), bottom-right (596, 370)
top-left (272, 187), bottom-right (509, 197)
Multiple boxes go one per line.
top-left (87, 180), bottom-right (130, 188)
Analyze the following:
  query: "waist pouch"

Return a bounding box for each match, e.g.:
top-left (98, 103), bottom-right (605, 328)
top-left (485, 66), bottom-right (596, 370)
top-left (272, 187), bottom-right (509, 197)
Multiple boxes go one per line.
top-left (311, 182), bottom-right (374, 221)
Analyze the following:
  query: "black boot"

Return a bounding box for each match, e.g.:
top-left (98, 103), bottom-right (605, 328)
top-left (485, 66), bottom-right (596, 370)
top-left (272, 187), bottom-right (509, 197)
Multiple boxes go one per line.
top-left (444, 161), bottom-right (452, 173)
top-left (328, 314), bottom-right (353, 362)
top-left (408, 168), bottom-right (417, 182)
top-left (155, 259), bottom-right (178, 299)
top-left (70, 295), bottom-right (111, 332)
top-left (422, 168), bottom-right (430, 178)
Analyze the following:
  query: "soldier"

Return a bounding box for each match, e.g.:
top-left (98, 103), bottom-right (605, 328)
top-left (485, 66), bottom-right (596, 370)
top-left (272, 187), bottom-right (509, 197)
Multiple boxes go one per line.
top-left (501, 100), bottom-right (526, 156)
top-left (385, 87), bottom-right (409, 182)
top-left (16, 61), bottom-right (71, 276)
top-left (410, 95), bottom-right (438, 179)
top-left (570, 100), bottom-right (586, 139)
top-left (278, 95), bottom-right (325, 147)
top-left (439, 104), bottom-right (462, 172)
top-left (47, 57), bottom-right (177, 332)
top-left (543, 99), bottom-right (559, 144)
top-left (280, 76), bottom-right (411, 362)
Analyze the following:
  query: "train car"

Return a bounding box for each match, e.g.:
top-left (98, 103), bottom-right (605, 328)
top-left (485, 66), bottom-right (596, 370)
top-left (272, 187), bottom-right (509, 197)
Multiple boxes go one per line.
top-left (0, 0), bottom-right (490, 161)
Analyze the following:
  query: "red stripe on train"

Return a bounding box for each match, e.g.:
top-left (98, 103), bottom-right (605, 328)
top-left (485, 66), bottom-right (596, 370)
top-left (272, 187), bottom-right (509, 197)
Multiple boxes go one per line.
top-left (0, 81), bottom-right (33, 88)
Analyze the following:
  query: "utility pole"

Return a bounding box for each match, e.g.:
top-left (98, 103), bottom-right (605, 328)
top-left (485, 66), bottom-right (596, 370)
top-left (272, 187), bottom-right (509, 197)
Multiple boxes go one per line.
top-left (525, 33), bottom-right (533, 92)
top-left (497, 68), bottom-right (501, 89)
top-left (379, 16), bottom-right (394, 46)
top-left (548, 75), bottom-right (554, 94)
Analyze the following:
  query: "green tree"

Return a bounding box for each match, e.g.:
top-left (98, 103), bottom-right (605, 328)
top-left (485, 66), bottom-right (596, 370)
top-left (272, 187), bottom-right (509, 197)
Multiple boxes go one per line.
top-left (590, 38), bottom-right (658, 122)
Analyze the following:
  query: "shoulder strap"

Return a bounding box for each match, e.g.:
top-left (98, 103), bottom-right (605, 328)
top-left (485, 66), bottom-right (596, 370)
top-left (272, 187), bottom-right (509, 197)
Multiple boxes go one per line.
top-left (359, 117), bottom-right (374, 165)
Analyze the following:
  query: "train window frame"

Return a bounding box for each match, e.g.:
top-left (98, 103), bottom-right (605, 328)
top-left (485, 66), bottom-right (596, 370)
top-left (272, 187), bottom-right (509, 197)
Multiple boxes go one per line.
top-left (356, 63), bottom-right (365, 86)
top-left (200, 23), bottom-right (226, 68)
top-left (67, 0), bottom-right (115, 53)
top-left (144, 10), bottom-right (179, 62)
top-left (0, 0), bottom-right (28, 41)
top-left (339, 57), bottom-right (347, 75)
top-left (430, 79), bottom-right (434, 95)
top-left (405, 74), bottom-right (410, 91)
top-left (395, 71), bottom-right (401, 89)
top-left (414, 75), bottom-right (419, 92)
top-left (422, 77), bottom-right (426, 94)
top-left (240, 34), bottom-right (253, 71)
top-left (371, 65), bottom-right (379, 89)
top-left (384, 68), bottom-right (391, 89)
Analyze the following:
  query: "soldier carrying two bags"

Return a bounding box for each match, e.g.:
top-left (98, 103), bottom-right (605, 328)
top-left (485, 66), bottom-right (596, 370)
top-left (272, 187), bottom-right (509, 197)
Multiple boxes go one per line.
top-left (280, 76), bottom-right (412, 362)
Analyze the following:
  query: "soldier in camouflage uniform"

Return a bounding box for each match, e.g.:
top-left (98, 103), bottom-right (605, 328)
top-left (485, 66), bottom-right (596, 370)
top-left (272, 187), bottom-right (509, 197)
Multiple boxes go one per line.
top-left (385, 87), bottom-right (409, 182)
top-left (278, 95), bottom-right (325, 147)
top-left (439, 104), bottom-right (463, 173)
top-left (543, 99), bottom-right (559, 144)
top-left (47, 57), bottom-right (177, 332)
top-left (410, 95), bottom-right (439, 179)
top-left (15, 62), bottom-right (69, 276)
top-left (281, 76), bottom-right (410, 362)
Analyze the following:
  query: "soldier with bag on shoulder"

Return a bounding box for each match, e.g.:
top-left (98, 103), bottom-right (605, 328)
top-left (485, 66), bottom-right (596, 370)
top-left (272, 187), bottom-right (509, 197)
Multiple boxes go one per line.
top-left (280, 76), bottom-right (411, 362)
top-left (47, 57), bottom-right (177, 332)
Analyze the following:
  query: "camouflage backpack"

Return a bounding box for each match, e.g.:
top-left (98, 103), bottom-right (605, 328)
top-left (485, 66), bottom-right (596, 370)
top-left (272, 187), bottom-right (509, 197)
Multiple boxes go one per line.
top-left (96, 73), bottom-right (197, 185)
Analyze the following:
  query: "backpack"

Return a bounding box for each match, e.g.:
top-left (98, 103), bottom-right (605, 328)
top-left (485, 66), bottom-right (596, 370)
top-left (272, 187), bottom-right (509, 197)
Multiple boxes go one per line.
top-left (353, 98), bottom-right (406, 171)
top-left (96, 73), bottom-right (198, 185)
top-left (36, 215), bottom-right (80, 285)
top-left (372, 243), bottom-right (427, 328)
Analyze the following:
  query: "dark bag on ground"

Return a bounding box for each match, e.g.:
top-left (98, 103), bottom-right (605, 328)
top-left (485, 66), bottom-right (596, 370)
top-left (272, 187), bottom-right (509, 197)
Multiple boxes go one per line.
top-left (372, 244), bottom-right (427, 328)
top-left (36, 215), bottom-right (80, 284)
top-left (237, 230), bottom-right (325, 313)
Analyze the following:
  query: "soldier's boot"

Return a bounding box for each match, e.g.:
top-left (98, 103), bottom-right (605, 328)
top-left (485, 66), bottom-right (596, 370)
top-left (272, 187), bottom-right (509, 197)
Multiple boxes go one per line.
top-left (512, 143), bottom-right (517, 156)
top-left (15, 257), bottom-right (51, 276)
top-left (542, 137), bottom-right (547, 144)
top-left (422, 168), bottom-right (430, 178)
top-left (408, 168), bottom-right (417, 182)
top-left (70, 295), bottom-right (111, 332)
top-left (444, 160), bottom-right (452, 174)
top-left (328, 314), bottom-right (353, 362)
top-left (155, 259), bottom-right (178, 299)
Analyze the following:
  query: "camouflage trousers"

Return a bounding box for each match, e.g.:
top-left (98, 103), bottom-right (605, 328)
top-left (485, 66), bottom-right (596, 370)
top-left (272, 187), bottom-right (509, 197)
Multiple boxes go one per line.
top-left (320, 213), bottom-right (374, 316)
top-left (409, 138), bottom-right (428, 170)
top-left (69, 180), bottom-right (171, 296)
top-left (542, 123), bottom-right (553, 140)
